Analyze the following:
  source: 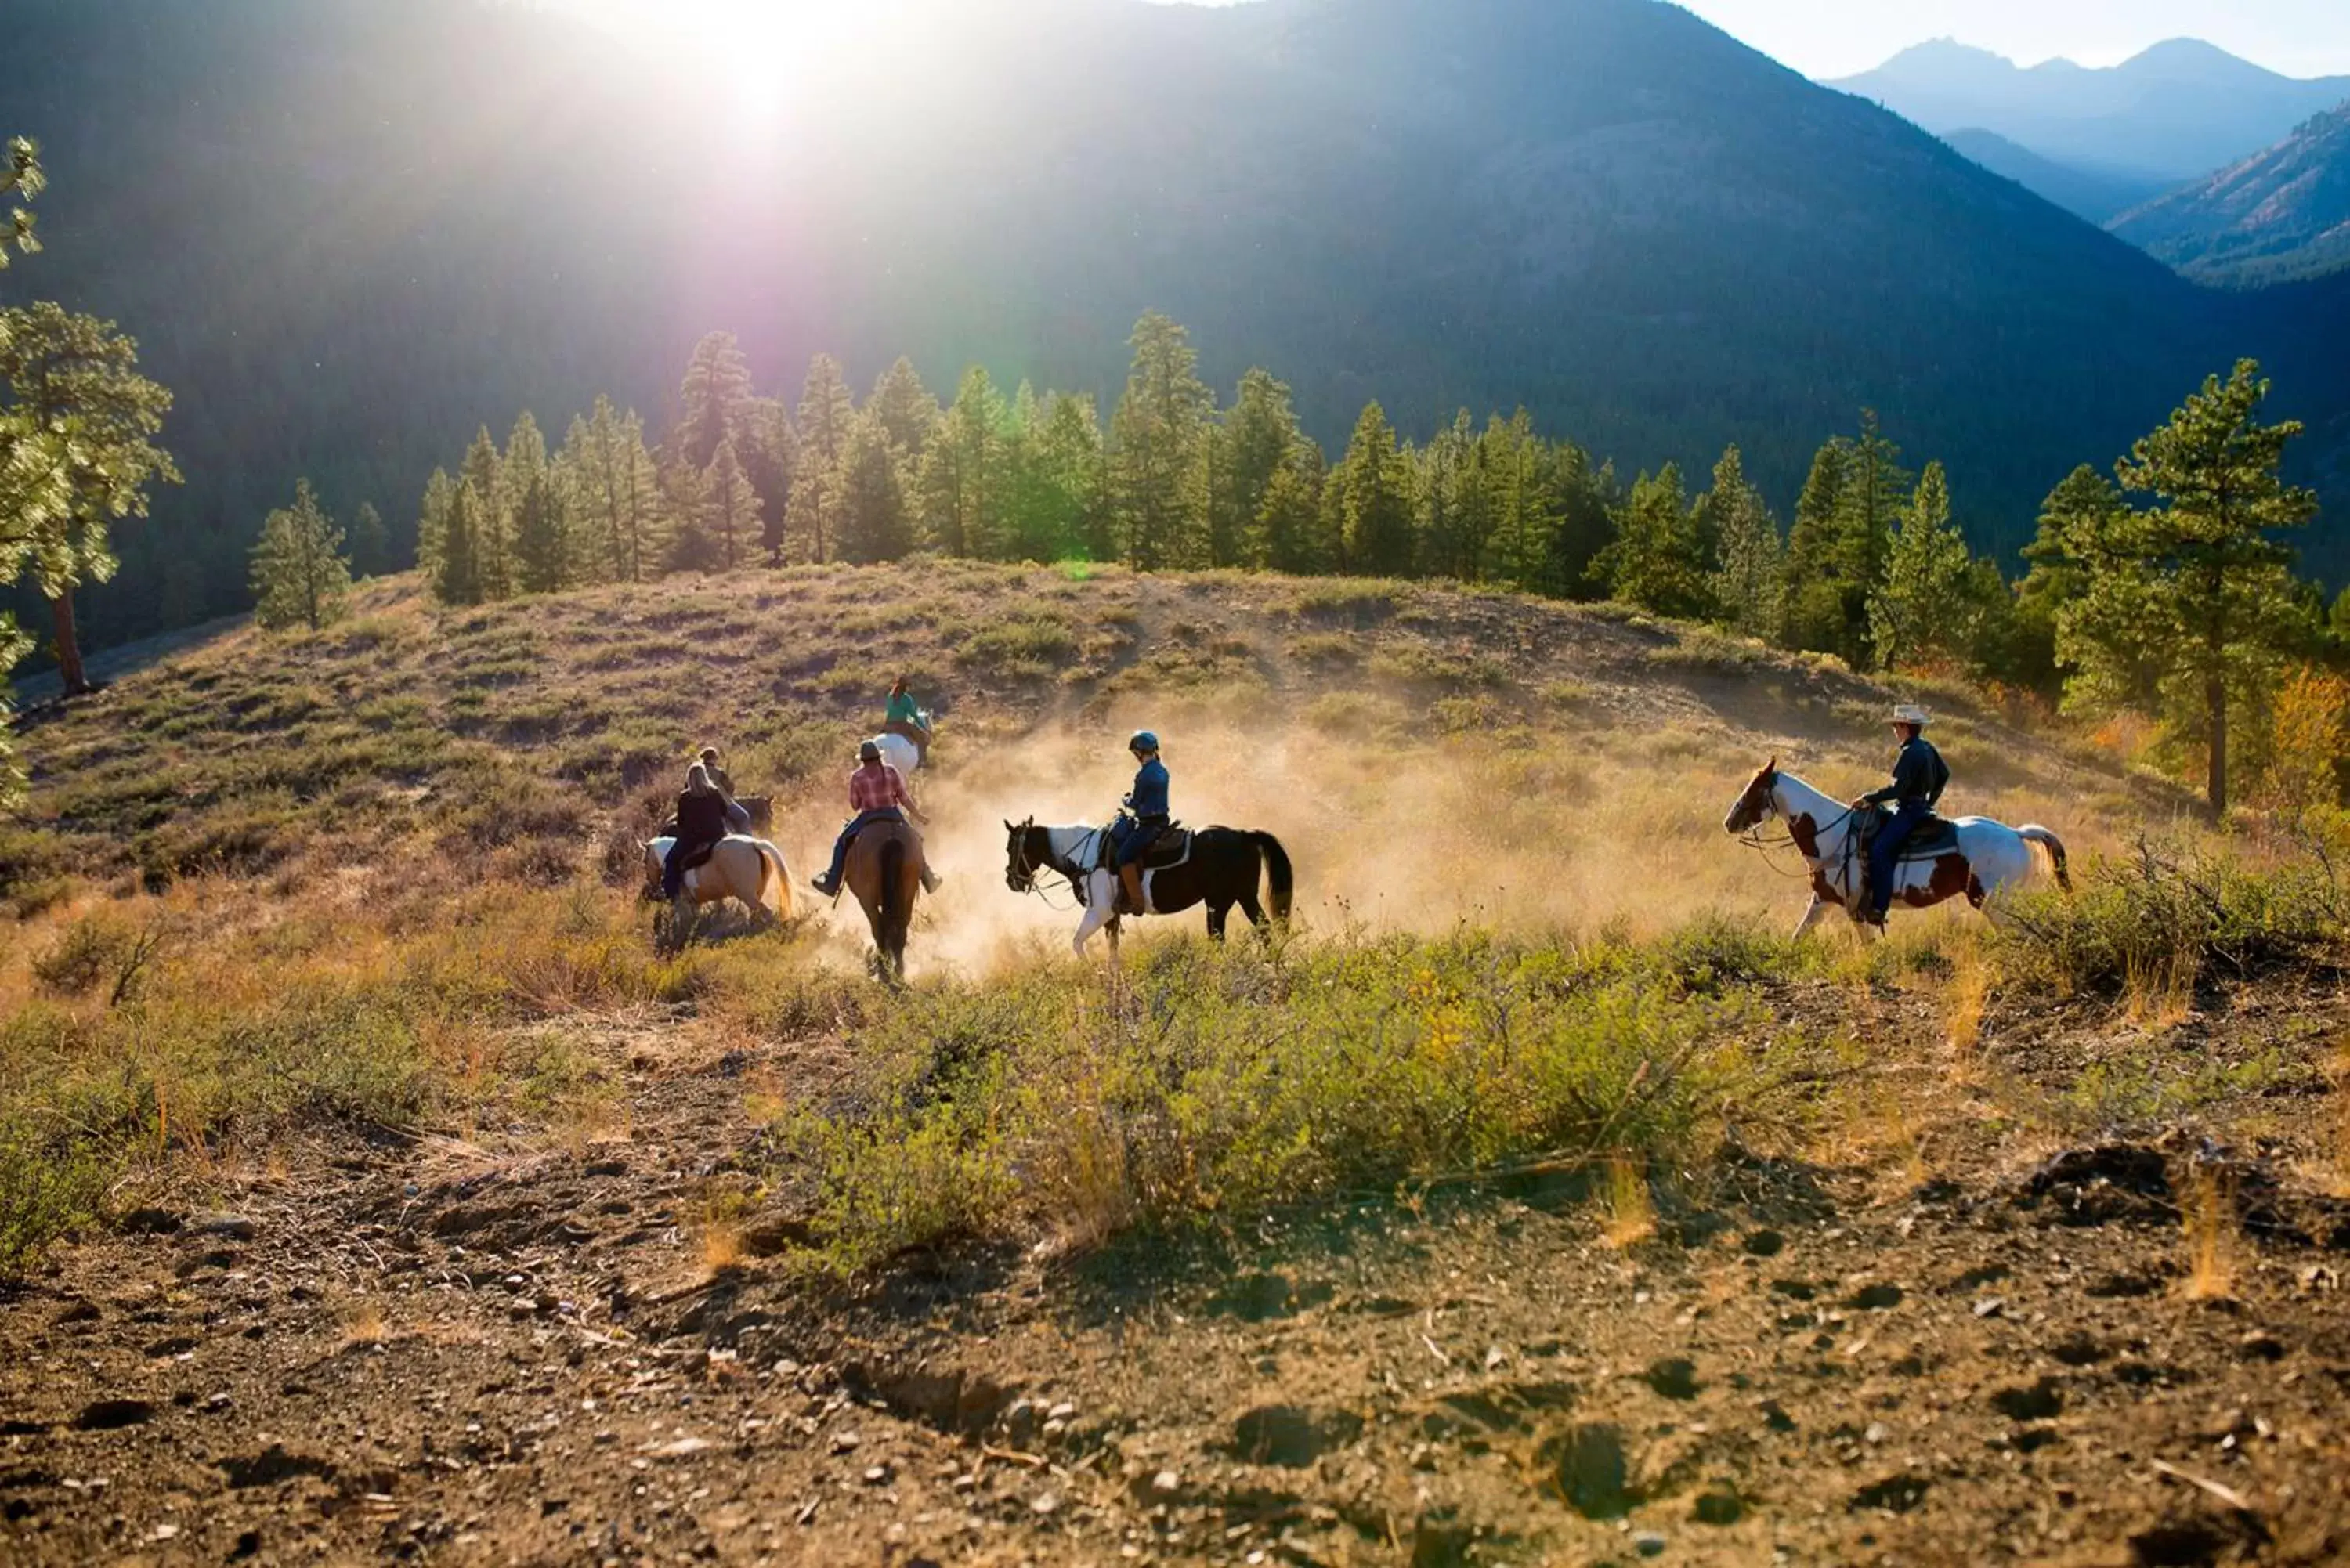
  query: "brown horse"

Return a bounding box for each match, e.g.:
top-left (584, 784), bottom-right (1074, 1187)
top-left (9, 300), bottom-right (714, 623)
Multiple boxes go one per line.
top-left (842, 817), bottom-right (926, 977)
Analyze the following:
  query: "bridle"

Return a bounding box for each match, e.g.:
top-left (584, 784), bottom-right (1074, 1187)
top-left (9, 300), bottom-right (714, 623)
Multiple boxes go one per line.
top-left (1732, 770), bottom-right (1852, 882)
top-left (1005, 820), bottom-right (1083, 912)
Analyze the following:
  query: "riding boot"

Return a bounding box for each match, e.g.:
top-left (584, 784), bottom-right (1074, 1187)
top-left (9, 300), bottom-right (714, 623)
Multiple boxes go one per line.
top-left (920, 866), bottom-right (942, 894)
top-left (1119, 863), bottom-right (1145, 916)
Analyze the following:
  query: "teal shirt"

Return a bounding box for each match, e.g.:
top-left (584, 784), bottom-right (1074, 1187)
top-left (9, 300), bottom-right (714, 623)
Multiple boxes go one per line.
top-left (886, 692), bottom-right (923, 727)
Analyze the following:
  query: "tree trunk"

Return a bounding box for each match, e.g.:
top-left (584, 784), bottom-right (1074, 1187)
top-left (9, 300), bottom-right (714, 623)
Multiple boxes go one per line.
top-left (49, 589), bottom-right (87, 698)
top-left (2206, 668), bottom-right (2228, 815)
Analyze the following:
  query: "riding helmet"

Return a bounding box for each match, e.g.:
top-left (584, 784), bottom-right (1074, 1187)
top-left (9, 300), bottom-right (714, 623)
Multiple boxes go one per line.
top-left (859, 739), bottom-right (882, 762)
top-left (1128, 730), bottom-right (1159, 754)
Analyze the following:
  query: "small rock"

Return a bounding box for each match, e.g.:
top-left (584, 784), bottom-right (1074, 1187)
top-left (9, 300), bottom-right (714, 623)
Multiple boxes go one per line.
top-left (1632, 1530), bottom-right (1668, 1558)
top-left (1549, 1423), bottom-right (1635, 1519)
top-left (1047, 1401), bottom-right (1077, 1422)
top-left (1150, 1469), bottom-right (1181, 1498)
top-left (862, 1465), bottom-right (889, 1486)
top-left (830, 1431), bottom-right (862, 1454)
top-left (1030, 1493), bottom-right (1059, 1516)
top-left (121, 1208), bottom-right (184, 1235)
top-left (2236, 1332), bottom-right (2285, 1363)
top-left (193, 1214), bottom-right (258, 1241)
top-left (1742, 1229), bottom-right (1785, 1257)
top-left (1864, 1422), bottom-right (1891, 1445)
top-left (1972, 1297), bottom-right (2006, 1319)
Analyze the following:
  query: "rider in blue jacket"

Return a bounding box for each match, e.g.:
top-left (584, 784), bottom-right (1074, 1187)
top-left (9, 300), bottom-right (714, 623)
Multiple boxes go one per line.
top-left (1850, 703), bottom-right (1949, 927)
top-left (1111, 730), bottom-right (1170, 913)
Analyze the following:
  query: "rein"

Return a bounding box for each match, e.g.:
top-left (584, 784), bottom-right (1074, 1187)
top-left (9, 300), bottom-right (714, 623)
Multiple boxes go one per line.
top-left (1737, 782), bottom-right (1856, 884)
top-left (1010, 829), bottom-right (1086, 912)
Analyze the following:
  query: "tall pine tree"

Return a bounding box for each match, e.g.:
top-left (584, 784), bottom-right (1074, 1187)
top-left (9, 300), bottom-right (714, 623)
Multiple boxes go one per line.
top-left (1868, 459), bottom-right (1977, 671)
top-left (1332, 402), bottom-right (1415, 576)
top-left (834, 409), bottom-right (913, 565)
top-left (1110, 312), bottom-right (1213, 570)
top-left (787, 353), bottom-right (855, 564)
top-left (251, 479), bottom-right (352, 631)
top-left (1701, 445), bottom-right (1783, 641)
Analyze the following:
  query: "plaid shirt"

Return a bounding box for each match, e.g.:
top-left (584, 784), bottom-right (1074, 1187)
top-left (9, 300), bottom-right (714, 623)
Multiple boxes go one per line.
top-left (848, 761), bottom-right (912, 814)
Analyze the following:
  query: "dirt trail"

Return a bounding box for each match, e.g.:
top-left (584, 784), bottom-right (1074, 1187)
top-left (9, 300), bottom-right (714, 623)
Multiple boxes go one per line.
top-left (5, 977), bottom-right (2348, 1568)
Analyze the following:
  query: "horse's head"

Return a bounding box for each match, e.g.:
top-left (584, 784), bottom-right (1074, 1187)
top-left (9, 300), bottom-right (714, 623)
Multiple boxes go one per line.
top-left (1003, 818), bottom-right (1042, 893)
top-left (1723, 756), bottom-right (1780, 835)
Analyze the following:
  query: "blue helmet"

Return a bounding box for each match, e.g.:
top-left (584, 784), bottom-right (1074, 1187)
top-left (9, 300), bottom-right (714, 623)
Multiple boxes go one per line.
top-left (1128, 730), bottom-right (1160, 754)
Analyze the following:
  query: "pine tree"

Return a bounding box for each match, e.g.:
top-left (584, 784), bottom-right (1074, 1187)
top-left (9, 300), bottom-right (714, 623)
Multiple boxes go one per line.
top-left (1212, 369), bottom-right (1301, 569)
top-left (1701, 445), bottom-right (1783, 640)
top-left (739, 397), bottom-right (796, 564)
top-left (436, 484), bottom-right (482, 605)
top-left (703, 437), bottom-right (755, 571)
top-left (786, 353), bottom-right (855, 563)
top-left (414, 468), bottom-right (456, 580)
top-left (1541, 442), bottom-right (1619, 600)
top-left (1110, 311), bottom-right (1213, 570)
top-left (835, 409), bottom-right (913, 565)
top-left (1018, 391), bottom-right (1101, 563)
top-left (1781, 436), bottom-right (1851, 656)
top-left (1416, 411), bottom-right (1482, 580)
top-left (0, 302), bottom-right (179, 695)
top-left (677, 331), bottom-right (755, 471)
top-left (351, 501), bottom-right (389, 577)
top-left (514, 472), bottom-right (569, 593)
top-left (1594, 464), bottom-right (1709, 616)
top-left (1252, 438), bottom-right (1329, 575)
top-left (1836, 411), bottom-right (1913, 667)
top-left (869, 356), bottom-right (940, 464)
top-left (1868, 459), bottom-right (1977, 671)
top-left (2, 135), bottom-right (42, 275)
top-left (664, 457), bottom-right (715, 573)
top-left (251, 478), bottom-right (352, 631)
top-left (1479, 412), bottom-right (1555, 594)
top-left (2096, 360), bottom-right (2319, 811)
top-left (459, 425), bottom-right (509, 601)
top-left (921, 365), bottom-right (1007, 557)
top-left (1332, 401), bottom-right (1415, 576)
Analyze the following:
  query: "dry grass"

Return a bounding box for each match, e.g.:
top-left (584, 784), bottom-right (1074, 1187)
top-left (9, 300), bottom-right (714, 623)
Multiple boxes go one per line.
top-left (342, 1301), bottom-right (389, 1346)
top-left (2178, 1164), bottom-right (2240, 1303)
top-left (1597, 1156), bottom-right (1656, 1248)
top-left (1943, 943), bottom-right (1992, 1062)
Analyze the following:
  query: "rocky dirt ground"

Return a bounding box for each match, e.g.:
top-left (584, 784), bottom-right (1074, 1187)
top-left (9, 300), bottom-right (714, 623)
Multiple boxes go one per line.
top-left (4, 970), bottom-right (2348, 1568)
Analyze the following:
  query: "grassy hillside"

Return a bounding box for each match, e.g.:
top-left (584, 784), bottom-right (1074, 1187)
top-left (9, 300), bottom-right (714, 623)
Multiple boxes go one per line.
top-left (4, 567), bottom-right (2348, 1563)
top-left (4, 560), bottom-right (2178, 932)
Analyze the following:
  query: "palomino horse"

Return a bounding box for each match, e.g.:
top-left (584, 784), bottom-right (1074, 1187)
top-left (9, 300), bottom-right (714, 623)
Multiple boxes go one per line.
top-left (841, 817), bottom-right (926, 977)
top-left (1723, 757), bottom-right (2070, 936)
top-left (1004, 818), bottom-right (1293, 956)
top-left (642, 835), bottom-right (794, 944)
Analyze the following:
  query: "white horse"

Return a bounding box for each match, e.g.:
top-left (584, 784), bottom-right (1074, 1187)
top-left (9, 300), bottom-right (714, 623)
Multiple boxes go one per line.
top-left (870, 731), bottom-right (924, 781)
top-left (1723, 757), bottom-right (2070, 937)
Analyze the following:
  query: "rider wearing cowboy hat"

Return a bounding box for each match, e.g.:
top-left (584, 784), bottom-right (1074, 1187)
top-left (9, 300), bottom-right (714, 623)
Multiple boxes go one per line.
top-left (810, 739), bottom-right (940, 898)
top-left (1850, 703), bottom-right (1950, 927)
top-left (1111, 730), bottom-right (1170, 914)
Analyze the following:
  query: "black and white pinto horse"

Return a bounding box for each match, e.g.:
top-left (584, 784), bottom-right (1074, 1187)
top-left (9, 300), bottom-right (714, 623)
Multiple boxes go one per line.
top-left (1003, 818), bottom-right (1293, 954)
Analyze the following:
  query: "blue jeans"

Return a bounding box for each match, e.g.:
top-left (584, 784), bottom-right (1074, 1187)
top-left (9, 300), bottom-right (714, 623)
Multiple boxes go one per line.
top-left (1113, 816), bottom-right (1167, 869)
top-left (1867, 800), bottom-right (1929, 919)
top-left (820, 807), bottom-right (903, 887)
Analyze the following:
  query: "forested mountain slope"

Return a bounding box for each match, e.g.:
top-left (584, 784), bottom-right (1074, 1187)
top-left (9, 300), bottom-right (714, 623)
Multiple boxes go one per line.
top-left (2112, 103), bottom-right (2350, 286)
top-left (1940, 128), bottom-right (2175, 224)
top-left (5, 0), bottom-right (2346, 653)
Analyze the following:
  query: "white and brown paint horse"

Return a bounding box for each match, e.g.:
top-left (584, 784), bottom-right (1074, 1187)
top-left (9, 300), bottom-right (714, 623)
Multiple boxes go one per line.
top-left (1723, 757), bottom-right (2070, 936)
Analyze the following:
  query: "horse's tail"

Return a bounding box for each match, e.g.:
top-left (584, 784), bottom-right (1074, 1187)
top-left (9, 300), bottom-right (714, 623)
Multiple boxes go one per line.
top-left (880, 836), bottom-right (906, 936)
top-left (761, 840), bottom-right (794, 919)
top-left (2019, 826), bottom-right (2072, 894)
top-left (1250, 832), bottom-right (1294, 923)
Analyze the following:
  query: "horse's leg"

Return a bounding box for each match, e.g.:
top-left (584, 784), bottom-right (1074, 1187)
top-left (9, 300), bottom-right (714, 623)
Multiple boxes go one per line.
top-left (1074, 903), bottom-right (1111, 956)
top-left (1791, 896), bottom-right (1829, 940)
top-left (1206, 901), bottom-right (1231, 941)
top-left (1238, 887), bottom-right (1267, 934)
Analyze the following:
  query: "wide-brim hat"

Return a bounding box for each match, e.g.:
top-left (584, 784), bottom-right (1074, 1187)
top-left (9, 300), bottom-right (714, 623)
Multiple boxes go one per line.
top-left (1889, 703), bottom-right (1932, 728)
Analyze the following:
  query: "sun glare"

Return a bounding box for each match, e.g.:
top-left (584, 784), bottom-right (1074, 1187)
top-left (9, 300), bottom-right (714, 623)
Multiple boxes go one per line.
top-left (651, 0), bottom-right (924, 129)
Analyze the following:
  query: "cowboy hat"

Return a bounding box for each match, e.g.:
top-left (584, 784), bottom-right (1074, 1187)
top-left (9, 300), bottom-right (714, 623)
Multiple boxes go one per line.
top-left (1889, 703), bottom-right (1932, 728)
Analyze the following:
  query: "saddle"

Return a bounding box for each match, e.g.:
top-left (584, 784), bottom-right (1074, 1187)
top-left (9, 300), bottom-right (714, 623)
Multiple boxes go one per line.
top-left (882, 719), bottom-right (931, 759)
top-left (1858, 805), bottom-right (1960, 862)
top-left (1095, 822), bottom-right (1192, 873)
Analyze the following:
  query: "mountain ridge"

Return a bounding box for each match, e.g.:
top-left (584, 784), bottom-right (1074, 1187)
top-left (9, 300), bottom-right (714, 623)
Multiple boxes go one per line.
top-left (2111, 102), bottom-right (2350, 286)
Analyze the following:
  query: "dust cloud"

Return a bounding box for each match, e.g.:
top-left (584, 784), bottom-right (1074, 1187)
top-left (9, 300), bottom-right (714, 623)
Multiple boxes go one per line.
top-left (767, 707), bottom-right (1831, 979)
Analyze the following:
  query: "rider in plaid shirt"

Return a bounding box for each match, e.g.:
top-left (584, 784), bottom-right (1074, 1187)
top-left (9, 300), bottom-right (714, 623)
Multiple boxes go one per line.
top-left (811, 741), bottom-right (938, 897)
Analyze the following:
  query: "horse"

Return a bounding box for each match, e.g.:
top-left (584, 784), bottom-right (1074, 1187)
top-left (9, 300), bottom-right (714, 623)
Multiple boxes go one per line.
top-left (1722, 757), bottom-right (2070, 937)
top-left (1003, 818), bottom-right (1293, 956)
top-left (642, 835), bottom-right (794, 945)
top-left (840, 817), bottom-right (926, 978)
top-left (872, 713), bottom-right (932, 782)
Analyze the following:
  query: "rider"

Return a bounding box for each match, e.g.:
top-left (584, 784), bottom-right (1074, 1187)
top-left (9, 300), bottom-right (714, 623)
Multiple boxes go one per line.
top-left (885, 677), bottom-right (929, 738)
top-left (698, 745), bottom-right (752, 833)
top-left (810, 739), bottom-right (941, 898)
top-left (1849, 703), bottom-right (1949, 927)
top-left (1109, 730), bottom-right (1170, 915)
top-left (663, 762), bottom-right (732, 901)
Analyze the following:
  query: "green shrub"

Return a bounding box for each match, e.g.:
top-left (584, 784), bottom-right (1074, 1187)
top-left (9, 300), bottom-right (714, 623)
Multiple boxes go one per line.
top-left (1997, 837), bottom-right (2345, 999)
top-left (954, 614), bottom-right (1080, 674)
